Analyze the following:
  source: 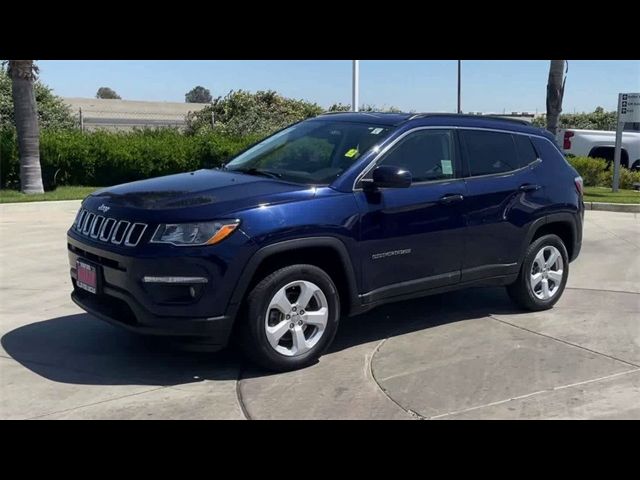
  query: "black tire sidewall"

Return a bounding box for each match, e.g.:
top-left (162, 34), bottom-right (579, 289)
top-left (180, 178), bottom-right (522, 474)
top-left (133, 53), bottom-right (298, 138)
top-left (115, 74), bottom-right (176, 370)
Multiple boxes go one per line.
top-left (520, 234), bottom-right (569, 310)
top-left (243, 264), bottom-right (340, 371)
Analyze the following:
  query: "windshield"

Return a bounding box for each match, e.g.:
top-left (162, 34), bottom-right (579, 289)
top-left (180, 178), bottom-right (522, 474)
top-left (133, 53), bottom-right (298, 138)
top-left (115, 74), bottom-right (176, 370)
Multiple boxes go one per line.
top-left (225, 120), bottom-right (395, 185)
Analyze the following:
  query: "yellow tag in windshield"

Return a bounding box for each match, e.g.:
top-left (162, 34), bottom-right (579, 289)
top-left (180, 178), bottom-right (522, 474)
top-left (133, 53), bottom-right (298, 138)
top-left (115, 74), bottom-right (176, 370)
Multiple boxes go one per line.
top-left (344, 148), bottom-right (358, 158)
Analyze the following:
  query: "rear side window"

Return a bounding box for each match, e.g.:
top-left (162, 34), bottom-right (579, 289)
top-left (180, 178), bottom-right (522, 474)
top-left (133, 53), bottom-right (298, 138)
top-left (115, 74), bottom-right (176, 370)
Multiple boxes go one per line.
top-left (513, 134), bottom-right (539, 166)
top-left (461, 130), bottom-right (520, 176)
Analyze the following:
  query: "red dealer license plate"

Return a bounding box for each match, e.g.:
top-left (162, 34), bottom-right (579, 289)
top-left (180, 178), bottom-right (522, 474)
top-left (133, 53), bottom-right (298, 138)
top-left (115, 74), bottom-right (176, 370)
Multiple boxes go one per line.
top-left (76, 259), bottom-right (98, 294)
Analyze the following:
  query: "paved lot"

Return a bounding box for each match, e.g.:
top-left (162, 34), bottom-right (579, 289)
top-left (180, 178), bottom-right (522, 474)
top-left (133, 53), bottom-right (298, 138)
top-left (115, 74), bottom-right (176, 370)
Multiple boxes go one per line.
top-left (0, 201), bottom-right (638, 419)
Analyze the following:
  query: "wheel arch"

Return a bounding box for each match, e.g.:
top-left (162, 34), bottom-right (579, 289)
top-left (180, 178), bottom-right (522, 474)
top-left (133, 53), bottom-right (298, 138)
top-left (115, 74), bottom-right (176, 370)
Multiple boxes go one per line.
top-left (226, 237), bottom-right (361, 320)
top-left (588, 146), bottom-right (629, 168)
top-left (522, 213), bottom-right (579, 264)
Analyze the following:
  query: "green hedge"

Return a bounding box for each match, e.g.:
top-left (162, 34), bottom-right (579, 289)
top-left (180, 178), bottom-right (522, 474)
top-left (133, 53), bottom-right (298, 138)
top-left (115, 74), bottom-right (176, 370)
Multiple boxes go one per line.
top-left (0, 128), bottom-right (261, 188)
top-left (568, 156), bottom-right (640, 190)
top-left (4, 130), bottom-right (639, 191)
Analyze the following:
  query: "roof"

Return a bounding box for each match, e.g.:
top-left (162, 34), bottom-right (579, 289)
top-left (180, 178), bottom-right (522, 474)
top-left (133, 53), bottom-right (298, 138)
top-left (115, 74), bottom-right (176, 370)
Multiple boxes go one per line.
top-left (315, 111), bottom-right (549, 136)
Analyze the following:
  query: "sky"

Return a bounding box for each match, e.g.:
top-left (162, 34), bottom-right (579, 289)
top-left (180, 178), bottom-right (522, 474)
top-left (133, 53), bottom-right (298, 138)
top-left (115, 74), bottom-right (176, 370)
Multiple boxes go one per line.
top-left (36, 60), bottom-right (640, 114)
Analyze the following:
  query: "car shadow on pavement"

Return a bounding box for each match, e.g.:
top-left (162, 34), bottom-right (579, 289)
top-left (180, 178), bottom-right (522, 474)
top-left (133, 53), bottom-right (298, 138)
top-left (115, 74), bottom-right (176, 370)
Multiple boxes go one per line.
top-left (330, 286), bottom-right (526, 354)
top-left (2, 287), bottom-right (528, 385)
top-left (1, 314), bottom-right (241, 387)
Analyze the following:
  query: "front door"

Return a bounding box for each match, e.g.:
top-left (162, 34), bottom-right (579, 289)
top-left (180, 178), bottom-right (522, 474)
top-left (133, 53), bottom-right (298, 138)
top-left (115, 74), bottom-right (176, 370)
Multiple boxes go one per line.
top-left (355, 128), bottom-right (467, 303)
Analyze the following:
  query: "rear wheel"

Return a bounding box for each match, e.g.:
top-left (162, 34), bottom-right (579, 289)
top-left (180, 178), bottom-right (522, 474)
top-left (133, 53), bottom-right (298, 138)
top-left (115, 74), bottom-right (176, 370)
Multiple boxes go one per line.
top-left (239, 264), bottom-right (340, 371)
top-left (507, 234), bottom-right (569, 311)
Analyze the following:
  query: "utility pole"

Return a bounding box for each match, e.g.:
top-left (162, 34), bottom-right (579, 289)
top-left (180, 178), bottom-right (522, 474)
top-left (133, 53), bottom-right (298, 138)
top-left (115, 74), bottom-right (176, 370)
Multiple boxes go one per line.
top-left (457, 60), bottom-right (462, 114)
top-left (352, 60), bottom-right (360, 112)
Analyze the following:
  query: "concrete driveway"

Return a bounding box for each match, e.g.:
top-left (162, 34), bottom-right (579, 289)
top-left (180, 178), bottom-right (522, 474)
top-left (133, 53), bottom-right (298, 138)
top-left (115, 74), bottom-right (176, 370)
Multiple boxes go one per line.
top-left (1, 201), bottom-right (638, 419)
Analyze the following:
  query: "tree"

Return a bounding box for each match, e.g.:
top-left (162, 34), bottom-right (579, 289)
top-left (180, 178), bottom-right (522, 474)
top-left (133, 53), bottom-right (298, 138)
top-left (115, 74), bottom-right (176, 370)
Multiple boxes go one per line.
top-left (328, 102), bottom-right (403, 113)
top-left (1, 67), bottom-right (77, 129)
top-left (185, 86), bottom-right (212, 103)
top-left (5, 60), bottom-right (44, 194)
top-left (96, 87), bottom-right (121, 99)
top-left (546, 60), bottom-right (567, 135)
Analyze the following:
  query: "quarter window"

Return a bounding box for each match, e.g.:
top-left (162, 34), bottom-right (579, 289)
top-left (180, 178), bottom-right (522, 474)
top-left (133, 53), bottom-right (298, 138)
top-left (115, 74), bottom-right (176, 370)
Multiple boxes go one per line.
top-left (377, 130), bottom-right (455, 183)
top-left (461, 130), bottom-right (519, 176)
top-left (513, 134), bottom-right (539, 166)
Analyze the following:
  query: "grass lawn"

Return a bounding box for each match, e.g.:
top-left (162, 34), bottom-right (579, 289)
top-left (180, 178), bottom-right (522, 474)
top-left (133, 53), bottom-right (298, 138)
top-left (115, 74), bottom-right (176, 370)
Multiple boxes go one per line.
top-left (583, 186), bottom-right (640, 204)
top-left (0, 186), bottom-right (98, 203)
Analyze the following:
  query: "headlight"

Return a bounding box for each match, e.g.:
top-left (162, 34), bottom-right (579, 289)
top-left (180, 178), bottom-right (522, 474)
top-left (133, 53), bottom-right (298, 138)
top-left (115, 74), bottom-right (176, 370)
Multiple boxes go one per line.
top-left (151, 220), bottom-right (240, 246)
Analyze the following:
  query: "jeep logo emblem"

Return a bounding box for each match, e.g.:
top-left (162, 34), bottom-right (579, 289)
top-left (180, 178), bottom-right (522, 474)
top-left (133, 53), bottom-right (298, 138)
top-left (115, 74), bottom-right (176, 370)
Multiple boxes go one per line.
top-left (98, 204), bottom-right (110, 213)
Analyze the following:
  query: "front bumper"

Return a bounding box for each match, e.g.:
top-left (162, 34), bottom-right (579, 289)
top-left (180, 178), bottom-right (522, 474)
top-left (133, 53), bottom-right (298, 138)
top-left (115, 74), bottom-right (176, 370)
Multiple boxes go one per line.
top-left (67, 232), bottom-right (249, 346)
top-left (71, 289), bottom-right (231, 342)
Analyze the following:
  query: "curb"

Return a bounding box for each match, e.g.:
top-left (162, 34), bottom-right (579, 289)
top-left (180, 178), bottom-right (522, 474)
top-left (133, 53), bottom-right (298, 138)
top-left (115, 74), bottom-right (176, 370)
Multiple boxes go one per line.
top-left (584, 202), bottom-right (640, 213)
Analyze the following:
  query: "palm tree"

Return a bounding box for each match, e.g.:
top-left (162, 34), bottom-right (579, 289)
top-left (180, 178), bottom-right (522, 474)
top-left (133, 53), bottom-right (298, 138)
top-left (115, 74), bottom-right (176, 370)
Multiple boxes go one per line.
top-left (546, 60), bottom-right (568, 136)
top-left (7, 60), bottom-right (44, 194)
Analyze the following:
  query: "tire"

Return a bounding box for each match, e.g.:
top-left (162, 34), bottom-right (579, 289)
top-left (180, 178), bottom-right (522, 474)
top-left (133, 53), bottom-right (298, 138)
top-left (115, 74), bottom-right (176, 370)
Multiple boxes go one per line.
top-left (239, 264), bottom-right (340, 372)
top-left (507, 234), bottom-right (569, 311)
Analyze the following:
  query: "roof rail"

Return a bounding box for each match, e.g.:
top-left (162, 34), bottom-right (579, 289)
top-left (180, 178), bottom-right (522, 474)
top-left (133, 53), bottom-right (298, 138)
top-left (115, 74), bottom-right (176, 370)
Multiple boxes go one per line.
top-left (318, 111), bottom-right (409, 116)
top-left (318, 111), bottom-right (352, 115)
top-left (403, 113), bottom-right (532, 126)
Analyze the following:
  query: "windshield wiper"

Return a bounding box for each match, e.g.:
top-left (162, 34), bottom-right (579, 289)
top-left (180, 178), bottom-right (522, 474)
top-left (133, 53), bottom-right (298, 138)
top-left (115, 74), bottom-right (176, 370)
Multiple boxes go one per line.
top-left (231, 167), bottom-right (283, 180)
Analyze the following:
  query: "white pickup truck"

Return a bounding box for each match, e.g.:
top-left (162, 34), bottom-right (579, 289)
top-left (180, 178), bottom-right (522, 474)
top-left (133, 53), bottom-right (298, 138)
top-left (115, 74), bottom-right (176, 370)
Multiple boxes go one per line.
top-left (557, 124), bottom-right (640, 170)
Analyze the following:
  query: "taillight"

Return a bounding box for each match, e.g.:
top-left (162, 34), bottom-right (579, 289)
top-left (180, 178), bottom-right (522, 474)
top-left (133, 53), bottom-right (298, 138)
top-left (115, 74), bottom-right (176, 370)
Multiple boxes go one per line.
top-left (574, 176), bottom-right (584, 196)
top-left (563, 131), bottom-right (574, 150)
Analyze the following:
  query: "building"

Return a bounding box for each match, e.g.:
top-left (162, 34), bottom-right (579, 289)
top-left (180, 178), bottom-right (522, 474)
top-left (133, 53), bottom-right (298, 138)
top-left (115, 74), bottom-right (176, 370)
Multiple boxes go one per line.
top-left (63, 98), bottom-right (210, 131)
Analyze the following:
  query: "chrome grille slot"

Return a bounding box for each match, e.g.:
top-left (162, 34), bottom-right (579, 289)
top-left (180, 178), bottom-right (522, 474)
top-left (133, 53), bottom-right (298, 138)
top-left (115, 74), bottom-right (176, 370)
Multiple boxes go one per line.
top-left (111, 221), bottom-right (130, 245)
top-left (77, 210), bottom-right (88, 231)
top-left (90, 216), bottom-right (104, 238)
top-left (73, 209), bottom-right (84, 228)
top-left (72, 208), bottom-right (147, 248)
top-left (124, 223), bottom-right (147, 247)
top-left (100, 218), bottom-right (116, 241)
top-left (82, 213), bottom-right (96, 234)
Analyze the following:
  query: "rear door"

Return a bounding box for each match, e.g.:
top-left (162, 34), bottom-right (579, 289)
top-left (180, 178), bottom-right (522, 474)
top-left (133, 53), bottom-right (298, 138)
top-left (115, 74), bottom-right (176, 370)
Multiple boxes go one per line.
top-left (459, 129), bottom-right (543, 281)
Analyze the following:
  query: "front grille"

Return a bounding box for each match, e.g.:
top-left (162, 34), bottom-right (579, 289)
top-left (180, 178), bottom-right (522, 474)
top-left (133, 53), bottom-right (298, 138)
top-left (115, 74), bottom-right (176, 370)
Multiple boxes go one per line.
top-left (74, 208), bottom-right (147, 247)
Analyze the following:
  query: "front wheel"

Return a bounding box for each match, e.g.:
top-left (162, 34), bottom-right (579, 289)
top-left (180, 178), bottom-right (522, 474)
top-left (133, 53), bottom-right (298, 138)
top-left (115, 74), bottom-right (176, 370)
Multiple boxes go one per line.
top-left (239, 264), bottom-right (340, 372)
top-left (507, 234), bottom-right (569, 311)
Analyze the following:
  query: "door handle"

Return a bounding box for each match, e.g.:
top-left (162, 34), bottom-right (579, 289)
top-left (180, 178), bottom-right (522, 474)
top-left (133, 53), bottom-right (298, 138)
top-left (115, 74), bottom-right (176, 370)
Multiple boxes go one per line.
top-left (519, 184), bottom-right (540, 192)
top-left (439, 194), bottom-right (464, 205)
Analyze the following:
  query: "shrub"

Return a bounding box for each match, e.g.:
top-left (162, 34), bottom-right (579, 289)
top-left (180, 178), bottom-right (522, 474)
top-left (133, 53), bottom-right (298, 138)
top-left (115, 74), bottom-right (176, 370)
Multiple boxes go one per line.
top-left (567, 155), bottom-right (640, 189)
top-left (0, 128), bottom-right (260, 188)
top-left (186, 89), bottom-right (324, 137)
top-left (568, 156), bottom-right (607, 186)
top-left (532, 107), bottom-right (617, 131)
top-left (597, 168), bottom-right (640, 190)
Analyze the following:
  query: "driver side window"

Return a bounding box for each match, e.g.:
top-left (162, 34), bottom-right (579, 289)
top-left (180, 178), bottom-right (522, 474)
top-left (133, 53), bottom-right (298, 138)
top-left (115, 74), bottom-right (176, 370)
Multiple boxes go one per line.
top-left (377, 129), bottom-right (455, 183)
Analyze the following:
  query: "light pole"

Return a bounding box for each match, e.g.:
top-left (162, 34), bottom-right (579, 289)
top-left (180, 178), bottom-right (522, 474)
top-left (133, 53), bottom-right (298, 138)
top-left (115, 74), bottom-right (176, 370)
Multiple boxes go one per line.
top-left (457, 60), bottom-right (462, 114)
top-left (352, 60), bottom-right (360, 112)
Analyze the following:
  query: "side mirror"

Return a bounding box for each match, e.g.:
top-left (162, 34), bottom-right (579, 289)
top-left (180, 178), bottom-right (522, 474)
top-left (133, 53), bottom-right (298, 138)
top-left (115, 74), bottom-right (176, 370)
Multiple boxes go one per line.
top-left (364, 165), bottom-right (412, 190)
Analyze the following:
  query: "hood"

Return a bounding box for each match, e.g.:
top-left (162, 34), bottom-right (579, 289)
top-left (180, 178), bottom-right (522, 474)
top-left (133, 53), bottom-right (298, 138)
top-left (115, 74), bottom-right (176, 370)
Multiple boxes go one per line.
top-left (85, 169), bottom-right (315, 218)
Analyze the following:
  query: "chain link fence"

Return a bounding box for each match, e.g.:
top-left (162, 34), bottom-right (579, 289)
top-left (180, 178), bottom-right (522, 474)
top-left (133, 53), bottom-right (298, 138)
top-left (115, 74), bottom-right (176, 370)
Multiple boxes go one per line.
top-left (63, 98), bottom-right (212, 132)
top-left (75, 108), bottom-right (208, 132)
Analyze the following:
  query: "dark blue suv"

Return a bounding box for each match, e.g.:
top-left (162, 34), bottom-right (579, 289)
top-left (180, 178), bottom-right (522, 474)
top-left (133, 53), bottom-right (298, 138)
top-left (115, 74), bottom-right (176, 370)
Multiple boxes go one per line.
top-left (68, 112), bottom-right (584, 371)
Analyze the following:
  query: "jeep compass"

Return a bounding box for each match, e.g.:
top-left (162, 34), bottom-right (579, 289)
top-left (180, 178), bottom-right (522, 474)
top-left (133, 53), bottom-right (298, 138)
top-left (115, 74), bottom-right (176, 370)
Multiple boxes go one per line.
top-left (68, 113), bottom-right (584, 371)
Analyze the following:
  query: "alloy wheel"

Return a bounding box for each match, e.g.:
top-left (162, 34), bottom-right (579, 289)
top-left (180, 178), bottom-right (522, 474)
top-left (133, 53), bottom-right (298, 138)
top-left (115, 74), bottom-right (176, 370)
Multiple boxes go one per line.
top-left (530, 245), bottom-right (564, 300)
top-left (264, 280), bottom-right (329, 357)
